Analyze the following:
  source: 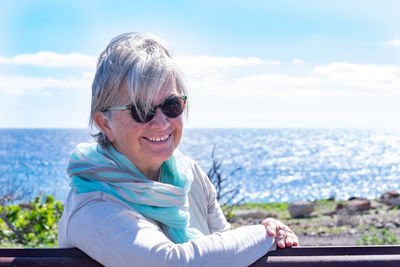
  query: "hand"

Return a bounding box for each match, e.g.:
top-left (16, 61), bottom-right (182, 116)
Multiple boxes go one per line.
top-left (261, 218), bottom-right (299, 248)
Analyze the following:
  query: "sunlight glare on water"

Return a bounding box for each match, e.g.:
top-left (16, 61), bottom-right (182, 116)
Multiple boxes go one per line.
top-left (1, 128), bottom-right (400, 203)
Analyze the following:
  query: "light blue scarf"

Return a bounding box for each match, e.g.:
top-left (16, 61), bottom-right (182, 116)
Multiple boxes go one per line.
top-left (67, 142), bottom-right (203, 244)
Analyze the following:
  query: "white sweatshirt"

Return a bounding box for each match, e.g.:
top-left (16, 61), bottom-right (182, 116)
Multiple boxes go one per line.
top-left (58, 161), bottom-right (275, 267)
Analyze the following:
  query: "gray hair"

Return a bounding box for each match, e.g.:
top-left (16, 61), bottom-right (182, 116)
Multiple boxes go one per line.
top-left (89, 32), bottom-right (188, 147)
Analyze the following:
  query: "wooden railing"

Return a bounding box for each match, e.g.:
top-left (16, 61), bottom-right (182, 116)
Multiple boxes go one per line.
top-left (1, 246), bottom-right (400, 266)
top-left (0, 248), bottom-right (101, 266)
top-left (251, 245), bottom-right (400, 266)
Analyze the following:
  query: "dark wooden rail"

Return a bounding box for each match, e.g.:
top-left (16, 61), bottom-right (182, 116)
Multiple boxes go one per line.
top-left (0, 248), bottom-right (102, 266)
top-left (252, 245), bottom-right (400, 266)
top-left (0, 246), bottom-right (400, 266)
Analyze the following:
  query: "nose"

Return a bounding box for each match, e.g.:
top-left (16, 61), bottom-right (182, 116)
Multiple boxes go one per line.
top-left (149, 108), bottom-right (170, 129)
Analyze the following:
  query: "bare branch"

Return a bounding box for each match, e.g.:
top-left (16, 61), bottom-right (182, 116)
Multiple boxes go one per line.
top-left (0, 158), bottom-right (34, 205)
top-left (0, 212), bottom-right (26, 244)
top-left (207, 144), bottom-right (244, 207)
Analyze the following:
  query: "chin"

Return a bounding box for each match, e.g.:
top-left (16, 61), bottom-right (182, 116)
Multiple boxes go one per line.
top-left (146, 147), bottom-right (175, 163)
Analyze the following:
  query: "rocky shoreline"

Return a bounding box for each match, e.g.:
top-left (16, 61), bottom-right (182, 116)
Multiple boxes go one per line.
top-left (230, 191), bottom-right (400, 246)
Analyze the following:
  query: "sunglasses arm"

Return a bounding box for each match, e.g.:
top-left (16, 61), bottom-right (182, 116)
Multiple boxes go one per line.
top-left (105, 105), bottom-right (131, 111)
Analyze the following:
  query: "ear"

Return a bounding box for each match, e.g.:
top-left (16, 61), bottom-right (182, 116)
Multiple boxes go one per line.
top-left (94, 112), bottom-right (115, 142)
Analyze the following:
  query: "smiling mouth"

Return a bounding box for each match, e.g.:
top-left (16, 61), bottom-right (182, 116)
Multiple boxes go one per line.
top-left (144, 133), bottom-right (171, 143)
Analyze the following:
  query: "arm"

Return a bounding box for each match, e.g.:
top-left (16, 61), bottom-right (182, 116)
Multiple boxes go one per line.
top-left (192, 162), bottom-right (298, 248)
top-left (67, 200), bottom-right (274, 267)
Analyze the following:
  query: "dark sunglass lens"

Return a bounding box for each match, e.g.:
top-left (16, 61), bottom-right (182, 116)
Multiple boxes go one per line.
top-left (129, 97), bottom-right (184, 123)
top-left (130, 105), bottom-right (156, 123)
top-left (144, 111), bottom-right (156, 122)
top-left (129, 105), bottom-right (142, 122)
top-left (161, 97), bottom-right (183, 118)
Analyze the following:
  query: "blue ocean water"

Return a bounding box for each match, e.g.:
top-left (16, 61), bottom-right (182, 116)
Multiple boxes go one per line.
top-left (1, 128), bottom-right (400, 203)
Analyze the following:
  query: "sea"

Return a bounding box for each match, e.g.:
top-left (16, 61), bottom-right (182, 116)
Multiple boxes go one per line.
top-left (1, 128), bottom-right (400, 204)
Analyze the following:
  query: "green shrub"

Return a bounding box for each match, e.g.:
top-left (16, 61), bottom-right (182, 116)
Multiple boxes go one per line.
top-left (0, 195), bottom-right (63, 247)
top-left (356, 228), bottom-right (400, 245)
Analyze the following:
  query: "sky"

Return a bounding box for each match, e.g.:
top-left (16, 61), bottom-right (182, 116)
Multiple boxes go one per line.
top-left (0, 0), bottom-right (399, 129)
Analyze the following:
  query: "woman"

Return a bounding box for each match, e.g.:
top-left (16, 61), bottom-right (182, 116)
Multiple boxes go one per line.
top-left (58, 32), bottom-right (298, 267)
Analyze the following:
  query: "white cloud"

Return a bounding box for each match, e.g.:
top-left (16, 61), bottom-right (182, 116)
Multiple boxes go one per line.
top-left (384, 38), bottom-right (400, 47)
top-left (0, 52), bottom-right (280, 69)
top-left (175, 56), bottom-right (279, 69)
top-left (0, 52), bottom-right (96, 67)
top-left (175, 56), bottom-right (279, 77)
top-left (174, 56), bottom-right (281, 95)
top-left (186, 61), bottom-right (400, 129)
top-left (3, 54), bottom-right (280, 96)
top-left (1, 51), bottom-right (400, 128)
top-left (311, 63), bottom-right (400, 94)
top-left (292, 58), bottom-right (304, 64)
top-left (2, 51), bottom-right (399, 99)
top-left (188, 61), bottom-right (400, 98)
top-left (0, 72), bottom-right (93, 95)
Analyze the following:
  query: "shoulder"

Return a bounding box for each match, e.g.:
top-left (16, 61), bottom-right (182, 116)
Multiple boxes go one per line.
top-left (175, 151), bottom-right (210, 187)
top-left (174, 151), bottom-right (217, 204)
top-left (174, 150), bottom-right (205, 176)
top-left (63, 189), bottom-right (145, 218)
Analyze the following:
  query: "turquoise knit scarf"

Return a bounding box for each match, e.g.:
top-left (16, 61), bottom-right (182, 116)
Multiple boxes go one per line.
top-left (67, 142), bottom-right (202, 244)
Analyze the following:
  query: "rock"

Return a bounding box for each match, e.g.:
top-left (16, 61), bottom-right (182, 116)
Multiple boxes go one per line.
top-left (370, 200), bottom-right (381, 209)
top-left (384, 222), bottom-right (396, 229)
top-left (380, 190), bottom-right (400, 205)
top-left (336, 203), bottom-right (345, 211)
top-left (322, 210), bottom-right (336, 216)
top-left (232, 210), bottom-right (274, 220)
top-left (336, 198), bottom-right (371, 213)
top-left (234, 217), bottom-right (245, 225)
top-left (288, 200), bottom-right (315, 218)
top-left (388, 197), bottom-right (400, 207)
top-left (350, 228), bottom-right (357, 234)
top-left (336, 208), bottom-right (361, 226)
top-left (348, 196), bottom-right (361, 201)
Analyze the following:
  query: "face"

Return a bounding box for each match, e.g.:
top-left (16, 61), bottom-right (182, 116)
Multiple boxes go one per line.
top-left (102, 85), bottom-right (184, 179)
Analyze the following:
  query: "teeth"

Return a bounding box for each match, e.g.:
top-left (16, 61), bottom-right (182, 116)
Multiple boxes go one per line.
top-left (148, 134), bottom-right (169, 142)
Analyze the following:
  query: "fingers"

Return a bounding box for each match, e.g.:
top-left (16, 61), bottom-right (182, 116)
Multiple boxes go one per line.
top-left (284, 230), bottom-right (299, 247)
top-left (276, 229), bottom-right (287, 248)
top-left (277, 229), bottom-right (298, 248)
top-left (292, 234), bottom-right (300, 246)
top-left (262, 218), bottom-right (300, 248)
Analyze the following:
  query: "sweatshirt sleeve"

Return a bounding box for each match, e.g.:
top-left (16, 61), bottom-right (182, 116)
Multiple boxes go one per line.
top-left (67, 199), bottom-right (275, 267)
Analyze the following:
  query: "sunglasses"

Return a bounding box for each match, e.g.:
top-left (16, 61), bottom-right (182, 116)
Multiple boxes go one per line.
top-left (104, 95), bottom-right (187, 123)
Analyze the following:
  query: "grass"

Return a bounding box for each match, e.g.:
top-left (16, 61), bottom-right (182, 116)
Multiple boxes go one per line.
top-left (230, 199), bottom-right (400, 243)
top-left (232, 199), bottom-right (341, 220)
top-left (232, 202), bottom-right (290, 219)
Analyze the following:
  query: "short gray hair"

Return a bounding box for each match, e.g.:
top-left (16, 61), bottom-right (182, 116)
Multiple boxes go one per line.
top-left (89, 32), bottom-right (188, 147)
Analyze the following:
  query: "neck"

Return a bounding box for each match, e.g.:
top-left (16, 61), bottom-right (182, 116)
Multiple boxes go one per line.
top-left (111, 143), bottom-right (162, 181)
top-left (139, 166), bottom-right (161, 181)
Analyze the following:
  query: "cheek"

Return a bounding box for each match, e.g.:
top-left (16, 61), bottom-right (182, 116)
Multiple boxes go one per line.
top-left (172, 118), bottom-right (183, 145)
top-left (112, 114), bottom-right (143, 143)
